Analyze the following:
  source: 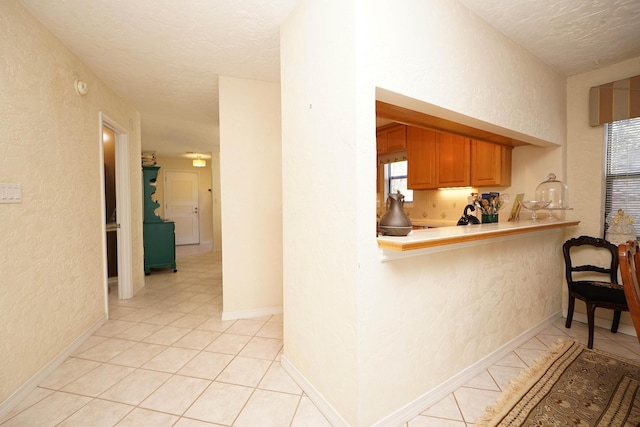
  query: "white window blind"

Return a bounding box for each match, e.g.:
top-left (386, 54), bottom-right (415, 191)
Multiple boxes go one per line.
top-left (385, 160), bottom-right (413, 203)
top-left (604, 117), bottom-right (640, 237)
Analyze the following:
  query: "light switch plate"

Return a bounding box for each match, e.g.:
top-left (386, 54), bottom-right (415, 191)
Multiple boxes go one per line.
top-left (0, 183), bottom-right (22, 203)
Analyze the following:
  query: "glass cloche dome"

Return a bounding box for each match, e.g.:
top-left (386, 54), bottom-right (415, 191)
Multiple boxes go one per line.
top-left (535, 173), bottom-right (569, 209)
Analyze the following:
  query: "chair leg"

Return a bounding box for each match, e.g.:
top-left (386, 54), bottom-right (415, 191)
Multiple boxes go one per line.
top-left (586, 304), bottom-right (596, 349)
top-left (566, 296), bottom-right (575, 328)
top-left (611, 310), bottom-right (621, 333)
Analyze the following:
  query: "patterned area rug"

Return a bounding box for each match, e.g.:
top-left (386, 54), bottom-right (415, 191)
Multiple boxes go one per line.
top-left (477, 339), bottom-right (640, 426)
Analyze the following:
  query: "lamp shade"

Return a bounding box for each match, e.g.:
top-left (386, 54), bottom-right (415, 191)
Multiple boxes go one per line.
top-left (193, 158), bottom-right (206, 167)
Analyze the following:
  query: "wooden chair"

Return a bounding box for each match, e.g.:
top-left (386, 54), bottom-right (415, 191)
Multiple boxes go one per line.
top-left (618, 240), bottom-right (640, 341)
top-left (563, 236), bottom-right (628, 349)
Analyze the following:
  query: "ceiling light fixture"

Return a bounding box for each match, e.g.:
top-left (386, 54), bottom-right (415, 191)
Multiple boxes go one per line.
top-left (193, 156), bottom-right (206, 167)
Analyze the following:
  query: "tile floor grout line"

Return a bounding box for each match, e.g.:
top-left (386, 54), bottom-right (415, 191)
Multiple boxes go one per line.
top-left (451, 389), bottom-right (469, 425)
top-left (57, 394), bottom-right (135, 427)
top-left (233, 384), bottom-right (260, 425)
top-left (287, 393), bottom-right (305, 427)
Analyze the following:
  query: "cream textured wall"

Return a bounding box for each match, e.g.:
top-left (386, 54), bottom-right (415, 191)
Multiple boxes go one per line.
top-left (219, 76), bottom-right (283, 315)
top-left (367, 1), bottom-right (566, 148)
top-left (359, 234), bottom-right (564, 421)
top-left (359, 4), bottom-right (566, 423)
top-left (282, 0), bottom-right (568, 425)
top-left (0, 0), bottom-right (143, 405)
top-left (210, 152), bottom-right (222, 252)
top-left (153, 157), bottom-right (215, 246)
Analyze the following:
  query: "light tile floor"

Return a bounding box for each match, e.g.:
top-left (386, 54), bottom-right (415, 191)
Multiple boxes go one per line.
top-left (409, 315), bottom-right (640, 427)
top-left (3, 244), bottom-right (640, 426)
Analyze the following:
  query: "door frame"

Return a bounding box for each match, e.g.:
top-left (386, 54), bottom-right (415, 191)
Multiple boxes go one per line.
top-left (99, 112), bottom-right (134, 309)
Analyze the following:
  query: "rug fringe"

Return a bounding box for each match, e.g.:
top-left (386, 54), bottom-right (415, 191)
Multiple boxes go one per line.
top-left (475, 339), bottom-right (576, 427)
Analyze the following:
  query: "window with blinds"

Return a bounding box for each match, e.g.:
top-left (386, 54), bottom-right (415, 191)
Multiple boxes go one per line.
top-left (604, 117), bottom-right (640, 237)
top-left (385, 161), bottom-right (413, 203)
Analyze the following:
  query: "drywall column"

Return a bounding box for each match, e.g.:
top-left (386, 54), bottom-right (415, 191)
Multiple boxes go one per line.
top-left (280, 0), bottom-right (360, 424)
top-left (219, 76), bottom-right (283, 319)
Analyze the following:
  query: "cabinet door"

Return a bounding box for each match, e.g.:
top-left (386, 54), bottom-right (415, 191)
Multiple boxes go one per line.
top-left (143, 222), bottom-right (176, 273)
top-left (407, 126), bottom-right (437, 189)
top-left (377, 123), bottom-right (406, 155)
top-left (385, 124), bottom-right (407, 153)
top-left (471, 140), bottom-right (512, 187)
top-left (436, 133), bottom-right (470, 187)
top-left (376, 131), bottom-right (386, 155)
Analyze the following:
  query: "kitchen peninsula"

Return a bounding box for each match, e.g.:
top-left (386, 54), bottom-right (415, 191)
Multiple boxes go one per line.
top-left (378, 219), bottom-right (579, 260)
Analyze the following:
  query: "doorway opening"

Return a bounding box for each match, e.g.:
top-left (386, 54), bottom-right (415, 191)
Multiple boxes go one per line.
top-left (100, 112), bottom-right (134, 308)
top-left (103, 127), bottom-right (118, 285)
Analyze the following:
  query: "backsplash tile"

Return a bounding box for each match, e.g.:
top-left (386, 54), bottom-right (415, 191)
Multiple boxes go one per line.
top-left (377, 188), bottom-right (477, 224)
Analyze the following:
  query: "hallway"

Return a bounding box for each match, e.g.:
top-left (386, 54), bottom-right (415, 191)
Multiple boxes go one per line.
top-left (1, 246), bottom-right (330, 426)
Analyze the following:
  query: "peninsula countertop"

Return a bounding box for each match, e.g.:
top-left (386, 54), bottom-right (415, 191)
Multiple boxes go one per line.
top-left (377, 219), bottom-right (580, 260)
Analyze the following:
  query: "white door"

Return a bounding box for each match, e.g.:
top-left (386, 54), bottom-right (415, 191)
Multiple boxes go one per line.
top-left (165, 171), bottom-right (200, 245)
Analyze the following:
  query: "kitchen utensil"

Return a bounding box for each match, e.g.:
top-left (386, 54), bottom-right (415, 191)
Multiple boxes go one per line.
top-left (457, 204), bottom-right (480, 226)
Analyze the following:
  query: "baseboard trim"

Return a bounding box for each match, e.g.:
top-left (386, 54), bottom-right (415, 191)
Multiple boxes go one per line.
top-left (371, 312), bottom-right (561, 426)
top-left (281, 355), bottom-right (350, 427)
top-left (221, 306), bottom-right (283, 321)
top-left (0, 315), bottom-right (107, 422)
top-left (280, 312), bottom-right (561, 427)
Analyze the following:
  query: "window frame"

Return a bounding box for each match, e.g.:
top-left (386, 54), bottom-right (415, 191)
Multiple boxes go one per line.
top-left (385, 160), bottom-right (413, 203)
top-left (603, 117), bottom-right (640, 238)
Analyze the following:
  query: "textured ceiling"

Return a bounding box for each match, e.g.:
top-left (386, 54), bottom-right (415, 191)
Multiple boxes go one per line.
top-left (19, 0), bottom-right (298, 157)
top-left (19, 0), bottom-right (640, 157)
top-left (458, 0), bottom-right (640, 76)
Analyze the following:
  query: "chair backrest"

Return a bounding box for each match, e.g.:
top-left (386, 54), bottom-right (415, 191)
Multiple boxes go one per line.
top-left (563, 235), bottom-right (619, 286)
top-left (618, 240), bottom-right (640, 340)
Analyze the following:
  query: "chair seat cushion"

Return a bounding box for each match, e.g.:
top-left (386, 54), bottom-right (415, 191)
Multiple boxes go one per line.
top-left (584, 280), bottom-right (624, 291)
top-left (571, 280), bottom-right (627, 305)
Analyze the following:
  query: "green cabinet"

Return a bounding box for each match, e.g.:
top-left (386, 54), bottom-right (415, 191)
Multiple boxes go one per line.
top-left (143, 166), bottom-right (162, 223)
top-left (142, 166), bottom-right (177, 275)
top-left (143, 222), bottom-right (176, 274)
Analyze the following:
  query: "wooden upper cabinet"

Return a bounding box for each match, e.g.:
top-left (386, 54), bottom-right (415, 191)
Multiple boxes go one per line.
top-left (470, 139), bottom-right (512, 187)
top-left (376, 131), bottom-right (385, 155)
top-left (381, 123), bottom-right (512, 191)
top-left (385, 124), bottom-right (407, 153)
top-left (436, 132), bottom-right (470, 187)
top-left (407, 126), bottom-right (437, 189)
top-left (377, 123), bottom-right (407, 155)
